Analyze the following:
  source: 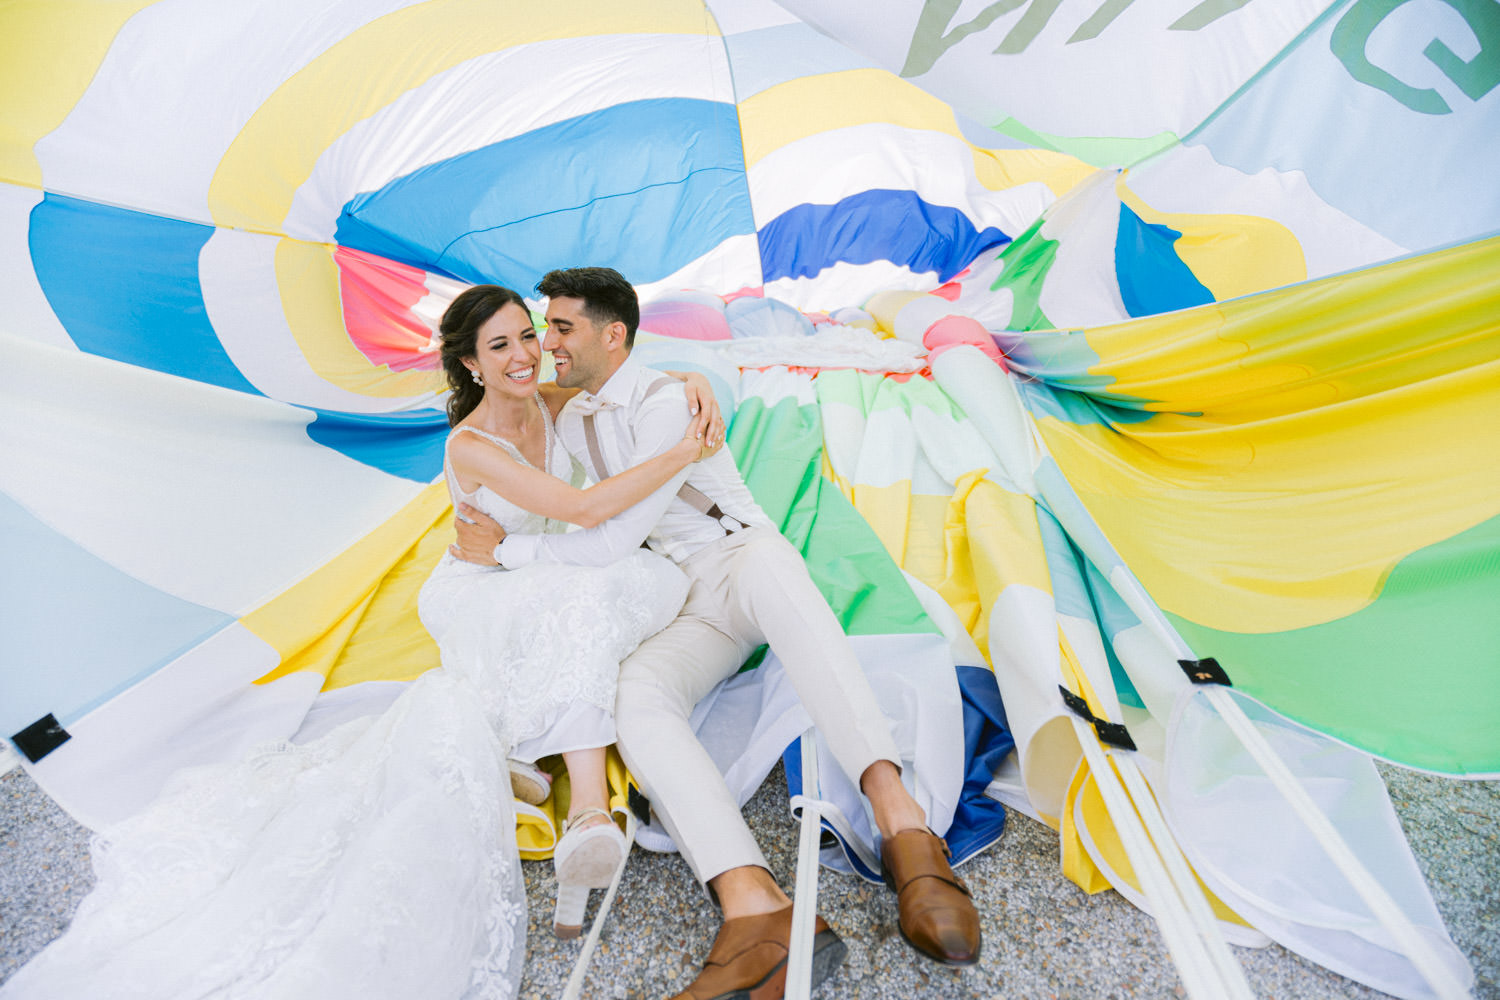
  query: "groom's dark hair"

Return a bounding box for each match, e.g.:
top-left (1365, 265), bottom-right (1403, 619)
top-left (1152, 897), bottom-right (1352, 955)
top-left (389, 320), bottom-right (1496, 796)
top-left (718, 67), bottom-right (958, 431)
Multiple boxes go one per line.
top-left (537, 267), bottom-right (640, 349)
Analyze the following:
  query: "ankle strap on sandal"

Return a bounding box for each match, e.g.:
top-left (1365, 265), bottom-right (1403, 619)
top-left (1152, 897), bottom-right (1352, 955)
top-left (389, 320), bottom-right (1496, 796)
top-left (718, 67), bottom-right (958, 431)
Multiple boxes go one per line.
top-left (562, 807), bottom-right (615, 834)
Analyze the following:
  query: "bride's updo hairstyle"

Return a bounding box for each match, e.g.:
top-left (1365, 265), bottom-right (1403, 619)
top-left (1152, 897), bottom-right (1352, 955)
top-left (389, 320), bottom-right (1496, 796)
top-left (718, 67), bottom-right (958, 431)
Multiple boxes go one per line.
top-left (439, 284), bottom-right (529, 427)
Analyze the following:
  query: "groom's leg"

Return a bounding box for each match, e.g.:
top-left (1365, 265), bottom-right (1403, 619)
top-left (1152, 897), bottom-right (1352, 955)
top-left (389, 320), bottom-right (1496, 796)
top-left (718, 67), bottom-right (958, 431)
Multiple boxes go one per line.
top-left (725, 528), bottom-right (982, 967)
top-left (723, 529), bottom-right (904, 784)
top-left (614, 580), bottom-right (763, 886)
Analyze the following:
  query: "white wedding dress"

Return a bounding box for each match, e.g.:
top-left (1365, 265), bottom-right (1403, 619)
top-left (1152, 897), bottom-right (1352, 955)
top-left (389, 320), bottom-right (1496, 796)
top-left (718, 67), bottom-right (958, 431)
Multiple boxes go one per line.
top-left (2, 396), bottom-right (688, 1000)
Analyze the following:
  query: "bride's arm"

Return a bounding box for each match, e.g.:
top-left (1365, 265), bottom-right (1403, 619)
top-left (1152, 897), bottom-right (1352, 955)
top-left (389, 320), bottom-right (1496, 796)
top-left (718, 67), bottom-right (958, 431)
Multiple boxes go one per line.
top-left (539, 370), bottom-right (724, 446)
top-left (449, 429), bottom-right (716, 530)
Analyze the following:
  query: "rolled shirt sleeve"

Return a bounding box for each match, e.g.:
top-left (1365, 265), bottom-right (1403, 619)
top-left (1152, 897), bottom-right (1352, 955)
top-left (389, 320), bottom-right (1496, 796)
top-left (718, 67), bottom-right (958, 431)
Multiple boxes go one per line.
top-left (496, 392), bottom-right (691, 569)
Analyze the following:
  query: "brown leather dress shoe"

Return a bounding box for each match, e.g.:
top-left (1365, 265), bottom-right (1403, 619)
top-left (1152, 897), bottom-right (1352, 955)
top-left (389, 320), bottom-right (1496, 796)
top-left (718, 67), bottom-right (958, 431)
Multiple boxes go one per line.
top-left (671, 904), bottom-right (846, 1000)
top-left (880, 828), bottom-right (982, 967)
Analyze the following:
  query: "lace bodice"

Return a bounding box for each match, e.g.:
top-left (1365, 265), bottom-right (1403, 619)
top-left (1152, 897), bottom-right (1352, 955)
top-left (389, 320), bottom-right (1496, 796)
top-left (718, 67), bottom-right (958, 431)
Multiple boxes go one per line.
top-left (443, 393), bottom-right (580, 536)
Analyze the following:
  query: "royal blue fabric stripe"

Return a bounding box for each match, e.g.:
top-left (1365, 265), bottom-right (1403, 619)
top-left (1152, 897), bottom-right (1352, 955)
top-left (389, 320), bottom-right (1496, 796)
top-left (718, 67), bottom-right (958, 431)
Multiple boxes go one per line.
top-left (305, 409), bottom-right (449, 483)
top-left (946, 663), bottom-right (1014, 866)
top-left (758, 189), bottom-right (1010, 284)
top-left (1114, 203), bottom-right (1214, 317)
top-left (334, 98), bottom-right (754, 291)
top-left (781, 664), bottom-right (1014, 874)
top-left (29, 194), bottom-right (259, 395)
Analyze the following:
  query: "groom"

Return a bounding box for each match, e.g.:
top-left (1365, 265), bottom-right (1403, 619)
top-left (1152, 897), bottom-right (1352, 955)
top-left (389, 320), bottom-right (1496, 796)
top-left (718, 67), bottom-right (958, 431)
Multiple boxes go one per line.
top-left (452, 267), bottom-right (981, 998)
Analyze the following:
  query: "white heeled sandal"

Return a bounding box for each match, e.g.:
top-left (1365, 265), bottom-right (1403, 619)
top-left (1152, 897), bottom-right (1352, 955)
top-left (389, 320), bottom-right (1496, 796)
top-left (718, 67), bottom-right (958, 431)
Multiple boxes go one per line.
top-left (507, 759), bottom-right (552, 805)
top-left (552, 807), bottom-right (627, 938)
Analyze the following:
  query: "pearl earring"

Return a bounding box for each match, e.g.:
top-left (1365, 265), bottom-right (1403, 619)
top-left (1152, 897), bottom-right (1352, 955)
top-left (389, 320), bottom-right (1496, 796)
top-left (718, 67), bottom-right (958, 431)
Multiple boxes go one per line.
top-left (471, 370), bottom-right (483, 386)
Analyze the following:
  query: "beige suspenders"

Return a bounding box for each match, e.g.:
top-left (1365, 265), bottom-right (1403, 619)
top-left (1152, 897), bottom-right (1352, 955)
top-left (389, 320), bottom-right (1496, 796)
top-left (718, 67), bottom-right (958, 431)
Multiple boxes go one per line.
top-left (579, 376), bottom-right (745, 537)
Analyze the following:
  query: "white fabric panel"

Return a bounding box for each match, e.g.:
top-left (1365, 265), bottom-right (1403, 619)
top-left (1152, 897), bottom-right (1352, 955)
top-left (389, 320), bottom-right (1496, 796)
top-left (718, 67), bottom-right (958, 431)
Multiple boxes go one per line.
top-left (635, 233), bottom-right (764, 306)
top-left (986, 585), bottom-right (1078, 823)
top-left (34, 0), bottom-right (421, 223)
top-left (930, 345), bottom-right (1041, 496)
top-left (737, 365), bottom-right (817, 410)
top-left (1059, 611), bottom-right (1126, 722)
top-left (762, 259), bottom-right (935, 311)
top-left (199, 229), bottom-right (443, 412)
top-left (1129, 144), bottom-right (1410, 280)
top-left (1163, 688), bottom-right (1475, 999)
top-left (718, 326), bottom-right (926, 374)
top-left (1070, 765), bottom-right (1275, 949)
top-left (776, 0), bottom-right (1326, 141)
top-left (0, 334), bottom-right (424, 613)
top-left (748, 122), bottom-right (1056, 233)
top-left (285, 33), bottom-right (737, 241)
top-left (1038, 170), bottom-right (1133, 328)
top-left (0, 184), bottom-right (74, 350)
top-left (704, 0), bottom-right (800, 35)
top-left (24, 625), bottom-right (314, 829)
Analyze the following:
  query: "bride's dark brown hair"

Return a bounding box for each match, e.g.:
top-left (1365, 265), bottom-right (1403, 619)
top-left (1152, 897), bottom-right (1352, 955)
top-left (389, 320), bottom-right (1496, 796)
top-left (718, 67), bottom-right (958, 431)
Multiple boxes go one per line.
top-left (439, 284), bottom-right (530, 427)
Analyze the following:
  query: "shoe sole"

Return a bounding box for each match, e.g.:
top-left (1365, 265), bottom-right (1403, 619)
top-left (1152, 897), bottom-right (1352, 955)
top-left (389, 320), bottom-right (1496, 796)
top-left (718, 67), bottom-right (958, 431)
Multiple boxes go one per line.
top-left (702, 928), bottom-right (847, 1000)
top-left (509, 765), bottom-right (550, 805)
top-left (553, 828), bottom-right (625, 937)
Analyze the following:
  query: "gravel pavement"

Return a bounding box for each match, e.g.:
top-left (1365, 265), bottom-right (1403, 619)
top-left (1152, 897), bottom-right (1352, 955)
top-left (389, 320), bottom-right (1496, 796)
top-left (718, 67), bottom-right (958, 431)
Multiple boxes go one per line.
top-left (3, 760), bottom-right (1496, 998)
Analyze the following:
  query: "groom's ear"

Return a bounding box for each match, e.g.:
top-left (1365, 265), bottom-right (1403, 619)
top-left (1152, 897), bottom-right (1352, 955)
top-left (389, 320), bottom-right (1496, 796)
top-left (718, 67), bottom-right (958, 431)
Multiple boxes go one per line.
top-left (603, 319), bottom-right (629, 351)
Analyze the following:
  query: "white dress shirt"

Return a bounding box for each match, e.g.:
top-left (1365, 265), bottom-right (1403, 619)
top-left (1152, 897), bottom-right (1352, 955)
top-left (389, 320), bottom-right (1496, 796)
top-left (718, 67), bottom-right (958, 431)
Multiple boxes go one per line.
top-left (497, 359), bottom-right (771, 568)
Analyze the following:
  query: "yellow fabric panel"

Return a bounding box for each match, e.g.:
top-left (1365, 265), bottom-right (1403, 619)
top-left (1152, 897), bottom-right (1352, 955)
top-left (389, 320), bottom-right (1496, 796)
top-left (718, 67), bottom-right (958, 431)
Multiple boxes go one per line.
top-left (1043, 237), bottom-right (1500, 632)
top-left (737, 68), bottom-right (1093, 196)
top-left (946, 473), bottom-right (1051, 666)
top-left (1060, 760), bottom-right (1113, 894)
top-left (0, 1), bottom-right (155, 187)
top-left (846, 480), bottom-right (915, 569)
top-left (274, 237), bottom-right (446, 398)
top-left (246, 482), bottom-right (448, 687)
top-left (1115, 174), bottom-right (1306, 300)
top-left (516, 748), bottom-right (635, 861)
top-left (209, 0), bottom-right (717, 232)
top-left (863, 289), bottom-right (927, 335)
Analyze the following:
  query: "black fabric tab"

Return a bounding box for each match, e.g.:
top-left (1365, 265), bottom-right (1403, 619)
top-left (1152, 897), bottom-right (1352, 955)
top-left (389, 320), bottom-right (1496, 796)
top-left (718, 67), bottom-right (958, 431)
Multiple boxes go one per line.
top-left (1058, 685), bottom-right (1093, 721)
top-left (1093, 720), bottom-right (1138, 751)
top-left (1059, 686), bottom-right (1136, 751)
top-left (627, 783), bottom-right (652, 826)
top-left (1179, 657), bottom-right (1232, 686)
top-left (12, 714), bottom-right (70, 763)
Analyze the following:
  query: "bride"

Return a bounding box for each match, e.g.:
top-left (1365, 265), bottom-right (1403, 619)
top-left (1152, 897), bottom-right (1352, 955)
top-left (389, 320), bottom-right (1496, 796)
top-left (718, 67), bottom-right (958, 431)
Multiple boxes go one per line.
top-left (1, 285), bottom-right (721, 1000)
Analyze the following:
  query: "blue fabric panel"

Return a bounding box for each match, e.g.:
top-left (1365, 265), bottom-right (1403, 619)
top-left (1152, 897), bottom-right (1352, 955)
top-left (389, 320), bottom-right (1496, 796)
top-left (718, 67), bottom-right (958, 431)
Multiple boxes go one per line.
top-left (29, 194), bottom-right (259, 395)
top-left (334, 99), bottom-right (754, 291)
top-left (1114, 204), bottom-right (1215, 318)
top-left (782, 664), bottom-right (1013, 875)
top-left (759, 189), bottom-right (1010, 283)
top-left (944, 663), bottom-right (1014, 866)
top-left (0, 491), bottom-right (234, 739)
top-left (305, 408), bottom-right (449, 483)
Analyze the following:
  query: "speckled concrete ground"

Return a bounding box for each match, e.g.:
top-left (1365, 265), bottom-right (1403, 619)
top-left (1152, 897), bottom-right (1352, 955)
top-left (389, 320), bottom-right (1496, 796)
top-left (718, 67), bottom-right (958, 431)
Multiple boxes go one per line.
top-left (3, 761), bottom-right (1496, 999)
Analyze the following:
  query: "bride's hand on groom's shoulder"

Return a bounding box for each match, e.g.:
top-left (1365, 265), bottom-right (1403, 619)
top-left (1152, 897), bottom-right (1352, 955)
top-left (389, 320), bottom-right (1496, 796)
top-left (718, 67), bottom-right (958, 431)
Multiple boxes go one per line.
top-left (450, 503), bottom-right (504, 565)
top-left (671, 371), bottom-right (725, 450)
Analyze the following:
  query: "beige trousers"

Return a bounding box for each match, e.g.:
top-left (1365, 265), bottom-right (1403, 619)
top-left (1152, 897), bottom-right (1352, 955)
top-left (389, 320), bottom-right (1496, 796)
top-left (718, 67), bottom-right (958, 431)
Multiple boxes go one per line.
top-left (614, 526), bottom-right (902, 885)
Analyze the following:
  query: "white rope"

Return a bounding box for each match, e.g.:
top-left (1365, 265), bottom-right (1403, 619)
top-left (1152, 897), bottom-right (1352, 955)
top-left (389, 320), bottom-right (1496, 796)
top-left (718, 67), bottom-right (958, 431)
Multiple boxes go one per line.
top-left (1114, 753), bottom-right (1255, 999)
top-left (560, 811), bottom-right (637, 1000)
top-left (1071, 717), bottom-right (1231, 1000)
top-left (784, 728), bottom-right (823, 1000)
top-left (1204, 687), bottom-right (1472, 1000)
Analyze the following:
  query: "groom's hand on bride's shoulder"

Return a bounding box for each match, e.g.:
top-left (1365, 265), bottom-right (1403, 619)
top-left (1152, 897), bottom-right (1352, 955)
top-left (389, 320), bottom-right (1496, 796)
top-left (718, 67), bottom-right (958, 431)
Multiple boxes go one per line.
top-left (450, 503), bottom-right (505, 566)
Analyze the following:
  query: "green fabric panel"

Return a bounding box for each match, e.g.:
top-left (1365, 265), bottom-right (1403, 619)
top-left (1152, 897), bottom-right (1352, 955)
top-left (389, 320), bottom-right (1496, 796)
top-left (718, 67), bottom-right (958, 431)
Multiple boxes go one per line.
top-left (1168, 514), bottom-right (1500, 774)
top-left (991, 217), bottom-right (1060, 331)
top-left (729, 393), bottom-right (935, 638)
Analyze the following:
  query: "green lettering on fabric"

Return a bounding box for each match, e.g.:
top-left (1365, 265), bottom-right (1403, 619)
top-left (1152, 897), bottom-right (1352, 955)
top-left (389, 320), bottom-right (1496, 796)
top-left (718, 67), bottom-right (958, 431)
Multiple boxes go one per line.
top-left (1332, 0), bottom-right (1500, 114)
top-left (1169, 0), bottom-right (1255, 31)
